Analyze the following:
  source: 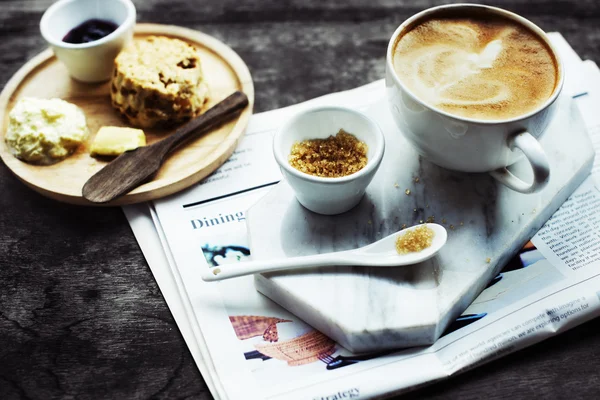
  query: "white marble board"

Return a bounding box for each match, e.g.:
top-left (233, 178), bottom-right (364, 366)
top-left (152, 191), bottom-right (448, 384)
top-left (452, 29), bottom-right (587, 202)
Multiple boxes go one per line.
top-left (246, 95), bottom-right (594, 353)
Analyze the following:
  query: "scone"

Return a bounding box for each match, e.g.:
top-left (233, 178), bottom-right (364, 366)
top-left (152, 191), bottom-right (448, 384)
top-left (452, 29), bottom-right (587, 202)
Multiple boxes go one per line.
top-left (111, 36), bottom-right (209, 128)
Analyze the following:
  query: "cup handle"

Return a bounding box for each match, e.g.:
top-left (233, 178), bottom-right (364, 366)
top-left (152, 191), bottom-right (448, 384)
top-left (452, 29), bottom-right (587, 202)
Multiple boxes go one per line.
top-left (489, 131), bottom-right (550, 194)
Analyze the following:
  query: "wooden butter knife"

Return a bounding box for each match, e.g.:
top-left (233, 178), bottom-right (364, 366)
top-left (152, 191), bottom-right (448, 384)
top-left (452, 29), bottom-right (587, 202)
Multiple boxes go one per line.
top-left (82, 91), bottom-right (249, 203)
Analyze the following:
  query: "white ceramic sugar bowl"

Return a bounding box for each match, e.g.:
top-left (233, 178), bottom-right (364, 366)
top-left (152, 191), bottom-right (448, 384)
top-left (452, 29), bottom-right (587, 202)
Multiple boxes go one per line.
top-left (273, 106), bottom-right (385, 215)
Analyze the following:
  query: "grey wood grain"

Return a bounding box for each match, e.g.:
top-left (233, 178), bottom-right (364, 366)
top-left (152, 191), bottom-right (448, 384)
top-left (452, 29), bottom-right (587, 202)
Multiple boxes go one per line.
top-left (0, 0), bottom-right (599, 399)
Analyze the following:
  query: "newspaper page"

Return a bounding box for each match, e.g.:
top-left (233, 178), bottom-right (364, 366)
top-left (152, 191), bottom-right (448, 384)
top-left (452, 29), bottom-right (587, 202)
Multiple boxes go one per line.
top-left (150, 83), bottom-right (384, 400)
top-left (124, 35), bottom-right (600, 400)
top-left (575, 60), bottom-right (600, 178)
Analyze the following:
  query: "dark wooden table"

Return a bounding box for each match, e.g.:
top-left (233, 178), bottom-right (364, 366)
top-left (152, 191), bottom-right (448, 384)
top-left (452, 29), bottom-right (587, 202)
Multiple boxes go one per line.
top-left (1, 0), bottom-right (599, 398)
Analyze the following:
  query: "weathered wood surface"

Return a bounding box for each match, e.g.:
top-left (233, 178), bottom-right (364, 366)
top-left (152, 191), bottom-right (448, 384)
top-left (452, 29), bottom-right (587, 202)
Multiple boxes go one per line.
top-left (1, 0), bottom-right (599, 399)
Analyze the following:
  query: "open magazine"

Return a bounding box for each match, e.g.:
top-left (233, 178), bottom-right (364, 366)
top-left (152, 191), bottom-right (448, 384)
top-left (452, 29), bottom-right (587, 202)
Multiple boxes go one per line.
top-left (123, 33), bottom-right (600, 400)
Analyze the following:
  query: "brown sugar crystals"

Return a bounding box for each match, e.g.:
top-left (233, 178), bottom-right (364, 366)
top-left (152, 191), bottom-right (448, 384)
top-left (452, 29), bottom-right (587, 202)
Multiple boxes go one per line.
top-left (288, 129), bottom-right (368, 178)
top-left (395, 225), bottom-right (435, 254)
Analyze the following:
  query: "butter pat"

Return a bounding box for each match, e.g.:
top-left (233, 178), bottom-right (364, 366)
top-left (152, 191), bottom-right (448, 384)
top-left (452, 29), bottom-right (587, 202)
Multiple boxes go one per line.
top-left (5, 97), bottom-right (89, 164)
top-left (90, 126), bottom-right (146, 157)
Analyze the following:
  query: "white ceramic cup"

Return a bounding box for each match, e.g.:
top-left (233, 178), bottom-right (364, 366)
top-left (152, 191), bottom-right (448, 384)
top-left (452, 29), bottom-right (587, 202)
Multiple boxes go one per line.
top-left (273, 107), bottom-right (385, 215)
top-left (40, 0), bottom-right (136, 83)
top-left (385, 4), bottom-right (563, 194)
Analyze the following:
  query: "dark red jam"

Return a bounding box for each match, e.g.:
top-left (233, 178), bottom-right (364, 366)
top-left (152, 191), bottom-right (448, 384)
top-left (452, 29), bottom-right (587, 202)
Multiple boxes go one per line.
top-left (62, 19), bottom-right (119, 44)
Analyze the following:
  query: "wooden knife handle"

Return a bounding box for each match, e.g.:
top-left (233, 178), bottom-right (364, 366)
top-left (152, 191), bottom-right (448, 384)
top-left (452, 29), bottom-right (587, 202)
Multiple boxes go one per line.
top-left (163, 91), bottom-right (249, 154)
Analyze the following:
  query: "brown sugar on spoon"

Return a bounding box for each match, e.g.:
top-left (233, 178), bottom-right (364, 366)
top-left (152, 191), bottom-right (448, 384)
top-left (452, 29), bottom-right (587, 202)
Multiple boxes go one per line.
top-left (110, 36), bottom-right (209, 128)
top-left (395, 225), bottom-right (435, 254)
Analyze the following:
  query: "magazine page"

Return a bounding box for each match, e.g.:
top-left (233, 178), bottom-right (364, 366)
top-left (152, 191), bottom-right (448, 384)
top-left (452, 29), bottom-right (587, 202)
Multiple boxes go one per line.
top-left (574, 60), bottom-right (600, 177)
top-left (125, 35), bottom-right (599, 399)
top-left (123, 81), bottom-right (385, 400)
top-left (151, 82), bottom-right (387, 400)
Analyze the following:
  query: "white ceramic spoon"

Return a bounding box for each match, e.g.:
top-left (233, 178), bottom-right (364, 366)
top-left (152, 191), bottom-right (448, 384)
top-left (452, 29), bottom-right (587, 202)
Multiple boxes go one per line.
top-left (201, 223), bottom-right (447, 282)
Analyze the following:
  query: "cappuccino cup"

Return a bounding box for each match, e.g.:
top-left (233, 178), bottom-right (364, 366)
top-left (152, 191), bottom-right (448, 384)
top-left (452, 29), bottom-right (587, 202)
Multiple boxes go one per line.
top-left (386, 4), bottom-right (563, 193)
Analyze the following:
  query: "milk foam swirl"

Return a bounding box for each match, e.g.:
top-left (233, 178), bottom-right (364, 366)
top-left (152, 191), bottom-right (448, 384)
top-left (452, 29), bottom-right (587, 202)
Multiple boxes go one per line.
top-left (393, 17), bottom-right (557, 120)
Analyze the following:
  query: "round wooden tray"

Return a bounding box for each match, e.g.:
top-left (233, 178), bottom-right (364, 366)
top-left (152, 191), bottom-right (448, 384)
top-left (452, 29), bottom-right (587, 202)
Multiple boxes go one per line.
top-left (0, 23), bottom-right (254, 206)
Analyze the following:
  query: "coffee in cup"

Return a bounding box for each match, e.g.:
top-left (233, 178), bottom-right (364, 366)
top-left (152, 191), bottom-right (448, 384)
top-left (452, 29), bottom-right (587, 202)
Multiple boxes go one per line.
top-left (385, 4), bottom-right (564, 194)
top-left (391, 10), bottom-right (559, 121)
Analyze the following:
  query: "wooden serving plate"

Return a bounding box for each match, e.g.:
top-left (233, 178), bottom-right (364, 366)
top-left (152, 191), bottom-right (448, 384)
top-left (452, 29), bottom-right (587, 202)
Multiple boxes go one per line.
top-left (0, 23), bottom-right (254, 206)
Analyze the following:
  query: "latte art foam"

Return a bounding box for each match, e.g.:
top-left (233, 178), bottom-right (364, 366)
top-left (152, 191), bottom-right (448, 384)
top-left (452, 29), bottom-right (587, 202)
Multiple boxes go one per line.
top-left (393, 16), bottom-right (558, 120)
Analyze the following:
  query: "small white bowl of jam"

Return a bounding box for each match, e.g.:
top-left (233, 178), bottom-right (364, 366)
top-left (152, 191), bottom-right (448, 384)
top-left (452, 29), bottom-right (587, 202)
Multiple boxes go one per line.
top-left (40, 0), bottom-right (136, 83)
top-left (273, 106), bottom-right (385, 215)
